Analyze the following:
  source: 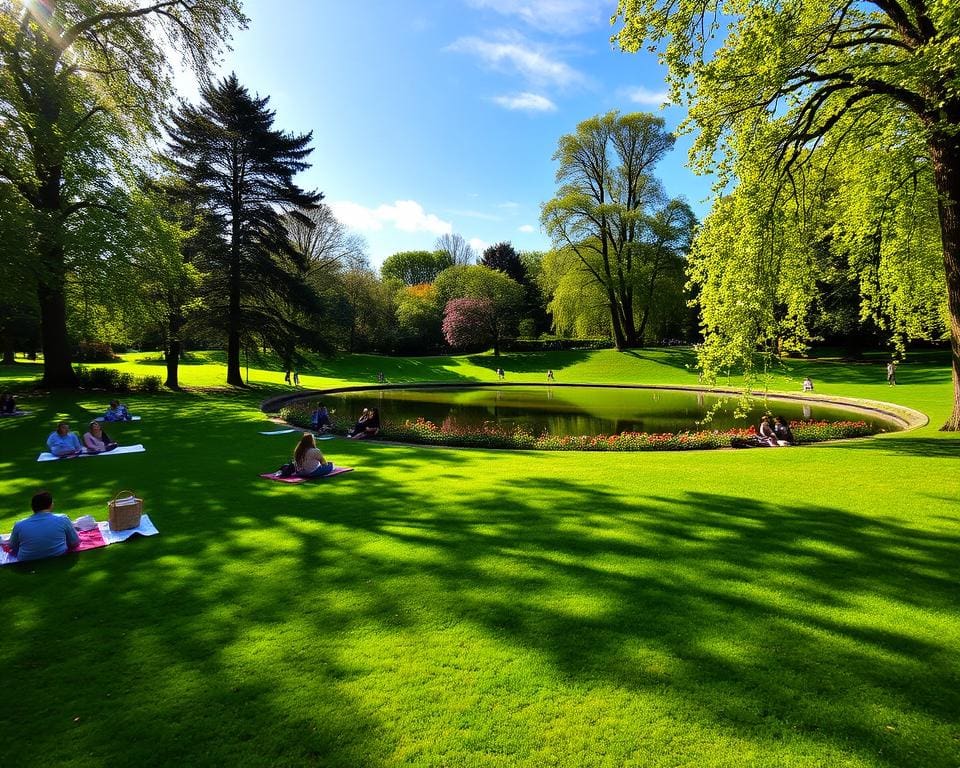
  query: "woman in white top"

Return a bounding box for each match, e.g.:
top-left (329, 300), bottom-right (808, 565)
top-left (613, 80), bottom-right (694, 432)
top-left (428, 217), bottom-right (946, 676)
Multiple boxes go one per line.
top-left (293, 433), bottom-right (334, 477)
top-left (83, 421), bottom-right (118, 453)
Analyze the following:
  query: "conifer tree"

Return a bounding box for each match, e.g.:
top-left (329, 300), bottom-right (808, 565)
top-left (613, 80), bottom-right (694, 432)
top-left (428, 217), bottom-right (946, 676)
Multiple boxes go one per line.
top-left (165, 74), bottom-right (323, 386)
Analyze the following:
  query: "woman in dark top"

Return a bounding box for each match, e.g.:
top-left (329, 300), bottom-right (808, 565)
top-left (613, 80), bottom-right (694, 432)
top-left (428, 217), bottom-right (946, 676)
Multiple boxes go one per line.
top-left (349, 407), bottom-right (380, 439)
top-left (774, 416), bottom-right (795, 445)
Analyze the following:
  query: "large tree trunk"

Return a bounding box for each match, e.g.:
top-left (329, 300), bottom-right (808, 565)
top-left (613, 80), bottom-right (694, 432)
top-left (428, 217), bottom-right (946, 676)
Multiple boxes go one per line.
top-left (37, 249), bottom-right (78, 388)
top-left (165, 304), bottom-right (182, 389)
top-left (2, 333), bottom-right (14, 364)
top-left (931, 134), bottom-right (960, 430)
top-left (226, 216), bottom-right (245, 387)
top-left (607, 289), bottom-right (627, 350)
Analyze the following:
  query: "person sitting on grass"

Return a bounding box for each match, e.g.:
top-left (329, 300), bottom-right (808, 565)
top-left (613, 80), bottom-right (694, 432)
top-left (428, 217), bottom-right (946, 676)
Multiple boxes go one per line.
top-left (349, 407), bottom-right (380, 439)
top-left (83, 421), bottom-right (118, 453)
top-left (802, 376), bottom-right (814, 392)
top-left (347, 408), bottom-right (371, 437)
top-left (46, 422), bottom-right (83, 457)
top-left (311, 402), bottom-right (332, 432)
top-left (774, 416), bottom-right (795, 446)
top-left (758, 416), bottom-right (779, 447)
top-left (104, 400), bottom-right (131, 422)
top-left (1, 393), bottom-right (16, 414)
top-left (293, 433), bottom-right (334, 478)
top-left (4, 491), bottom-right (79, 562)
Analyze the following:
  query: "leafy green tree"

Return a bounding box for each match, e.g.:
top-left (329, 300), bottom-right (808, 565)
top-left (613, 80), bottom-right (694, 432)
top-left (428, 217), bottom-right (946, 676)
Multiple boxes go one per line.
top-left (614, 0), bottom-right (960, 428)
top-left (338, 265), bottom-right (397, 353)
top-left (541, 111), bottom-right (695, 348)
top-left (166, 74), bottom-right (323, 386)
top-left (0, 0), bottom-right (245, 386)
top-left (395, 283), bottom-right (444, 353)
top-left (381, 250), bottom-right (453, 285)
top-left (435, 265), bottom-right (524, 356)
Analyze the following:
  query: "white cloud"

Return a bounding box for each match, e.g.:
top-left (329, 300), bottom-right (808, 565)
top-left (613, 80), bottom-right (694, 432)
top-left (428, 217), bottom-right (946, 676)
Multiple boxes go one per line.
top-left (469, 237), bottom-right (490, 255)
top-left (448, 33), bottom-right (584, 87)
top-left (466, 0), bottom-right (608, 35)
top-left (498, 201), bottom-right (521, 209)
top-left (624, 86), bottom-right (670, 107)
top-left (492, 92), bottom-right (557, 112)
top-left (518, 224), bottom-right (536, 233)
top-left (329, 200), bottom-right (452, 236)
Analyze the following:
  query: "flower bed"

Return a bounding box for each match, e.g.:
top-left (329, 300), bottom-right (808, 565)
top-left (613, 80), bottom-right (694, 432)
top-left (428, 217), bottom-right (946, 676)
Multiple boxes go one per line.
top-left (278, 404), bottom-right (878, 451)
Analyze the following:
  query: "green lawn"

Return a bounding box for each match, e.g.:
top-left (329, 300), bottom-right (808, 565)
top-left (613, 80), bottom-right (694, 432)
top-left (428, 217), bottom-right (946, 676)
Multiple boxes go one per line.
top-left (1, 349), bottom-right (958, 767)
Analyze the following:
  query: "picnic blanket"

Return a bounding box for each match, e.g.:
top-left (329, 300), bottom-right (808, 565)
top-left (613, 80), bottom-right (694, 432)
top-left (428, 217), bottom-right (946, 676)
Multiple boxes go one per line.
top-left (0, 410), bottom-right (31, 417)
top-left (94, 416), bottom-right (141, 422)
top-left (259, 466), bottom-right (354, 484)
top-left (37, 444), bottom-right (146, 462)
top-left (0, 514), bottom-right (158, 566)
top-left (259, 428), bottom-right (297, 435)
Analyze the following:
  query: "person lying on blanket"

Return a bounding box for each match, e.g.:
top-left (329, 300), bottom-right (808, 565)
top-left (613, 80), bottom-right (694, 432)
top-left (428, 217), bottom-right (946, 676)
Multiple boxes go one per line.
top-left (103, 400), bottom-right (131, 421)
top-left (4, 491), bottom-right (79, 562)
top-left (83, 421), bottom-right (118, 453)
top-left (293, 433), bottom-right (335, 478)
top-left (46, 422), bottom-right (83, 457)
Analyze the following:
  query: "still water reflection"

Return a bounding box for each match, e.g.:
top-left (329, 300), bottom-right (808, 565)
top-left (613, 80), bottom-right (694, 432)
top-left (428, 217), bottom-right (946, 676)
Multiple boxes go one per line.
top-left (304, 386), bottom-right (899, 436)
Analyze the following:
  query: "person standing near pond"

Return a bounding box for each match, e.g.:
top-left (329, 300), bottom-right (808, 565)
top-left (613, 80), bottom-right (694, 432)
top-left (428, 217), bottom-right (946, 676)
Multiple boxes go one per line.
top-left (5, 491), bottom-right (79, 562)
top-left (497, 368), bottom-right (504, 380)
top-left (887, 360), bottom-right (897, 386)
top-left (547, 369), bottom-right (555, 382)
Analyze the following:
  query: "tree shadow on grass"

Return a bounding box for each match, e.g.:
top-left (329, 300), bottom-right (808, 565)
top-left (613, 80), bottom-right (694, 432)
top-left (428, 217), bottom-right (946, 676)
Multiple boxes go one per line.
top-left (814, 436), bottom-right (960, 459)
top-left (3, 394), bottom-right (959, 766)
top-left (308, 479), bottom-right (960, 767)
top-left (465, 350), bottom-right (595, 375)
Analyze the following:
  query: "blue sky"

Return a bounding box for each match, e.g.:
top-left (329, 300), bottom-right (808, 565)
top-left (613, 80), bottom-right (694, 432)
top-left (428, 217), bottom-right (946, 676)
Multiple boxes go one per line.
top-left (178, 0), bottom-right (714, 269)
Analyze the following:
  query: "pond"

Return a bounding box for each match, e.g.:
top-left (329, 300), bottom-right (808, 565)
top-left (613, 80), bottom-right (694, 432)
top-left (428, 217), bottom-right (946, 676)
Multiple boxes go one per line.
top-left (300, 385), bottom-right (902, 436)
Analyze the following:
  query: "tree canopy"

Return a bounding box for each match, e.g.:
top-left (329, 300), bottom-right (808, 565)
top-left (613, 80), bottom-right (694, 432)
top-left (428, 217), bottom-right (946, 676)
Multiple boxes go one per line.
top-left (541, 111), bottom-right (696, 348)
top-left (0, 0), bottom-right (245, 386)
top-left (614, 0), bottom-right (960, 428)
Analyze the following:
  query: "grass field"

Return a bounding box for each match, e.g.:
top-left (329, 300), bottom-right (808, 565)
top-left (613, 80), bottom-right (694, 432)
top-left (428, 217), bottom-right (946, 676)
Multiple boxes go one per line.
top-left (1, 348), bottom-right (958, 767)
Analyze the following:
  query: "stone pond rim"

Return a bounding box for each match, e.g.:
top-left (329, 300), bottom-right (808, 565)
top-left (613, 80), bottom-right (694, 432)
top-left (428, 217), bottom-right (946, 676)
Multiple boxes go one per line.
top-left (261, 382), bottom-right (928, 434)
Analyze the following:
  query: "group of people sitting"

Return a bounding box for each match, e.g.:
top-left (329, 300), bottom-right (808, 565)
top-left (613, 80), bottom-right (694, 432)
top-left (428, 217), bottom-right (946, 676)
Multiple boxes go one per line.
top-left (284, 404), bottom-right (381, 478)
top-left (44, 400), bottom-right (131, 457)
top-left (757, 415), bottom-right (795, 447)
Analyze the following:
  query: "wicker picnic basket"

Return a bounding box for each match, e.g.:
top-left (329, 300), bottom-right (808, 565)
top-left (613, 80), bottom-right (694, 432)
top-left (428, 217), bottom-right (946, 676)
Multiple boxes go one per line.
top-left (108, 490), bottom-right (142, 531)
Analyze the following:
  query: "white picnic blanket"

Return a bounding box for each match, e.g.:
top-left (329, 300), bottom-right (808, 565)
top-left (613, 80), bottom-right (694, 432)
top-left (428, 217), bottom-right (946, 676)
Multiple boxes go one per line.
top-left (94, 416), bottom-right (141, 422)
top-left (0, 410), bottom-right (31, 417)
top-left (259, 428), bottom-right (296, 435)
top-left (1, 514), bottom-right (159, 565)
top-left (37, 444), bottom-right (146, 462)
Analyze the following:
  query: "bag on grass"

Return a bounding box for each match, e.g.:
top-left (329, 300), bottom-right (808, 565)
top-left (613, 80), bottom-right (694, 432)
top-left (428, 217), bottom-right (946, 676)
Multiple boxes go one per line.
top-left (277, 462), bottom-right (296, 478)
top-left (108, 490), bottom-right (143, 531)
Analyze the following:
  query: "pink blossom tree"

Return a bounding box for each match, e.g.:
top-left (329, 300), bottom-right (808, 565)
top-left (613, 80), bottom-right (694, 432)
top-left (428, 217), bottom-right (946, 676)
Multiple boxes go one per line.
top-left (442, 298), bottom-right (496, 352)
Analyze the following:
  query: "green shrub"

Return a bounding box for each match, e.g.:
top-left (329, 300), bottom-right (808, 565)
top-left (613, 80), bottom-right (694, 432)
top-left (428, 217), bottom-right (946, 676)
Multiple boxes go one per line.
top-left (137, 375), bottom-right (163, 393)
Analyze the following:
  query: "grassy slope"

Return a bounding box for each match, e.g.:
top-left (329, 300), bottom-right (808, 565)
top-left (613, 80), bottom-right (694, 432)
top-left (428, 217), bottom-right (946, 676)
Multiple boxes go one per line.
top-left (0, 349), bottom-right (958, 768)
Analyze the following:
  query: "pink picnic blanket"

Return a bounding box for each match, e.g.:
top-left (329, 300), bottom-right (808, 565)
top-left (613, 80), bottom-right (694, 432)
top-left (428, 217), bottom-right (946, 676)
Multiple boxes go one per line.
top-left (259, 466), bottom-right (354, 484)
top-left (1, 515), bottom-right (158, 566)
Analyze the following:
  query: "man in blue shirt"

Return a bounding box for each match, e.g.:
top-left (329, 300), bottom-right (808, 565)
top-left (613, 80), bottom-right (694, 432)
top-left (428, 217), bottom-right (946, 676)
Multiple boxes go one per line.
top-left (7, 491), bottom-right (80, 562)
top-left (46, 421), bottom-right (83, 457)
